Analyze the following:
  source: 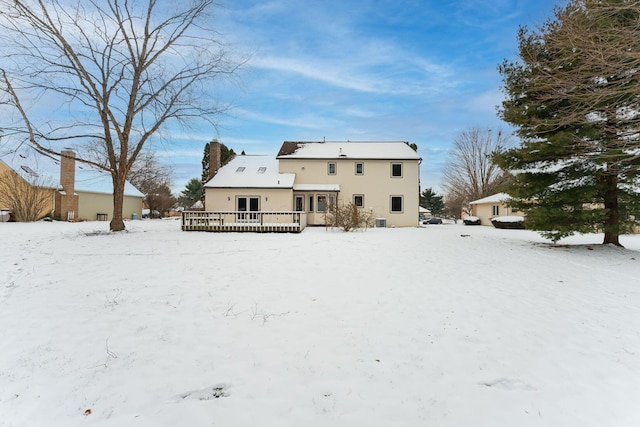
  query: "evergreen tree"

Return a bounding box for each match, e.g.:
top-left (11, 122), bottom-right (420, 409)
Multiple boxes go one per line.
top-left (420, 188), bottom-right (444, 215)
top-left (201, 142), bottom-right (210, 184)
top-left (497, 0), bottom-right (640, 245)
top-left (201, 141), bottom-right (236, 184)
top-left (179, 178), bottom-right (204, 208)
top-left (221, 144), bottom-right (236, 165)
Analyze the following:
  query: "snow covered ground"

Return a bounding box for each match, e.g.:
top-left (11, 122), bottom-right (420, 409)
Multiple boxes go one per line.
top-left (1, 219), bottom-right (639, 426)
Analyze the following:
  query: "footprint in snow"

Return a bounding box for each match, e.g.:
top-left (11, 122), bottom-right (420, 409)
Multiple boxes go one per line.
top-left (179, 384), bottom-right (230, 401)
top-left (480, 378), bottom-right (536, 391)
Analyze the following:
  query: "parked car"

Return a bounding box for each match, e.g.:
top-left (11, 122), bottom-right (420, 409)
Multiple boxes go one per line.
top-left (424, 217), bottom-right (443, 224)
top-left (491, 216), bottom-right (525, 229)
top-left (463, 216), bottom-right (481, 225)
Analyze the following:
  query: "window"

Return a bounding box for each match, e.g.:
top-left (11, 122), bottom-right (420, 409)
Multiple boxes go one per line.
top-left (257, 167), bottom-right (267, 174)
top-left (390, 196), bottom-right (403, 213)
top-left (391, 163), bottom-right (403, 177)
top-left (237, 196), bottom-right (260, 211)
top-left (235, 166), bottom-right (245, 173)
top-left (236, 196), bottom-right (260, 222)
top-left (309, 195), bottom-right (314, 212)
top-left (317, 195), bottom-right (327, 212)
top-left (355, 162), bottom-right (364, 175)
top-left (295, 196), bottom-right (304, 212)
top-left (354, 194), bottom-right (364, 207)
top-left (492, 205), bottom-right (500, 216)
top-left (327, 162), bottom-right (337, 175)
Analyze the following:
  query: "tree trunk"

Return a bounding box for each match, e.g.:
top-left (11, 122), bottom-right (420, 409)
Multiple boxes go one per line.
top-left (602, 173), bottom-right (621, 246)
top-left (110, 173), bottom-right (126, 232)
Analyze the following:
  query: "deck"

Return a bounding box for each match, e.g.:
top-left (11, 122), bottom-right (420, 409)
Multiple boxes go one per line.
top-left (181, 211), bottom-right (307, 233)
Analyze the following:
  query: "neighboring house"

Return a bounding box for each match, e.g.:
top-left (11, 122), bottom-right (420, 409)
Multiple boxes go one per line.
top-left (419, 206), bottom-right (431, 219)
top-left (0, 147), bottom-right (144, 222)
top-left (468, 193), bottom-right (523, 226)
top-left (202, 140), bottom-right (421, 228)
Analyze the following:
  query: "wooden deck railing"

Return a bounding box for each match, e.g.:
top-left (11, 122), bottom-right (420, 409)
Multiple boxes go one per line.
top-left (181, 211), bottom-right (307, 233)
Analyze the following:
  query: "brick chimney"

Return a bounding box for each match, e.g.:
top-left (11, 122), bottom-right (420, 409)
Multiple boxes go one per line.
top-left (60, 150), bottom-right (75, 195)
top-left (54, 150), bottom-right (80, 221)
top-left (209, 139), bottom-right (221, 180)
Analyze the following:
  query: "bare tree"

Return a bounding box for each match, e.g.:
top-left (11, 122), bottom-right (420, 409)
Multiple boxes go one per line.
top-left (0, 170), bottom-right (53, 221)
top-left (127, 151), bottom-right (173, 193)
top-left (126, 150), bottom-right (176, 217)
top-left (325, 202), bottom-right (373, 232)
top-left (441, 127), bottom-right (511, 209)
top-left (443, 193), bottom-right (468, 221)
top-left (0, 0), bottom-right (243, 231)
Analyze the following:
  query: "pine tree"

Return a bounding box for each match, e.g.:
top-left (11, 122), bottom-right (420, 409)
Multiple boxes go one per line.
top-left (420, 188), bottom-right (444, 215)
top-left (179, 178), bottom-right (204, 208)
top-left (201, 142), bottom-right (237, 184)
top-left (201, 142), bottom-right (210, 184)
top-left (497, 0), bottom-right (640, 245)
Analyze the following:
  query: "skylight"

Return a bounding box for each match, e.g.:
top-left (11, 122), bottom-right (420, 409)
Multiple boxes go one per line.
top-left (257, 167), bottom-right (267, 174)
top-left (20, 165), bottom-right (39, 177)
top-left (235, 167), bottom-right (245, 173)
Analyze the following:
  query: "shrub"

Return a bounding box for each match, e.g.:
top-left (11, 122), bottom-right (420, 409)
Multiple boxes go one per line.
top-left (325, 202), bottom-right (373, 232)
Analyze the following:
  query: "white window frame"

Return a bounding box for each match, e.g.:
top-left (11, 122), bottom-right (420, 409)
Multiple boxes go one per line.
top-left (328, 162), bottom-right (337, 175)
top-left (317, 194), bottom-right (328, 212)
top-left (355, 162), bottom-right (364, 175)
top-left (353, 194), bottom-right (364, 207)
top-left (492, 205), bottom-right (500, 216)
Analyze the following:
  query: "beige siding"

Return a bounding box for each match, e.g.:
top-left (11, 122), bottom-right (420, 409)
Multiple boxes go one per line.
top-left (279, 158), bottom-right (420, 227)
top-left (205, 188), bottom-right (294, 211)
top-left (77, 191), bottom-right (143, 221)
top-left (0, 161), bottom-right (56, 219)
top-left (470, 202), bottom-right (522, 226)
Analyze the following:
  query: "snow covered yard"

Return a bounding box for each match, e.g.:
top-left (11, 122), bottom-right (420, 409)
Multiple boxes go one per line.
top-left (1, 220), bottom-right (639, 426)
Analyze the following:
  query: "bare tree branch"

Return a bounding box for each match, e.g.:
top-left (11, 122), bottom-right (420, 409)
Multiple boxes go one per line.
top-left (0, 0), bottom-right (244, 231)
top-left (441, 127), bottom-right (512, 209)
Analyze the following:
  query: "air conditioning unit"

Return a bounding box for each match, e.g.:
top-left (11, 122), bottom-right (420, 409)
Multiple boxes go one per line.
top-left (375, 218), bottom-right (387, 228)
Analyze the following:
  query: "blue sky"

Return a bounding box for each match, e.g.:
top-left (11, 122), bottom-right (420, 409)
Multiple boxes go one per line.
top-left (152, 1), bottom-right (561, 193)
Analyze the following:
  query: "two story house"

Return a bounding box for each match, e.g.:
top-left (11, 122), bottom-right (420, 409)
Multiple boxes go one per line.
top-left (200, 140), bottom-right (421, 229)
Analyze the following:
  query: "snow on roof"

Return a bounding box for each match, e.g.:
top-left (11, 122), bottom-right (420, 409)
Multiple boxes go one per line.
top-left (469, 193), bottom-right (512, 205)
top-left (204, 155), bottom-right (295, 189)
top-left (419, 206), bottom-right (431, 213)
top-left (293, 184), bottom-right (340, 192)
top-left (277, 141), bottom-right (421, 160)
top-left (0, 147), bottom-right (144, 197)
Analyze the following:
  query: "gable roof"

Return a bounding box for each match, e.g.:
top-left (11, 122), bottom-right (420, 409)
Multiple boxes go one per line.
top-left (469, 193), bottom-right (511, 205)
top-left (276, 141), bottom-right (421, 160)
top-left (0, 147), bottom-right (144, 197)
top-left (204, 155), bottom-right (295, 189)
